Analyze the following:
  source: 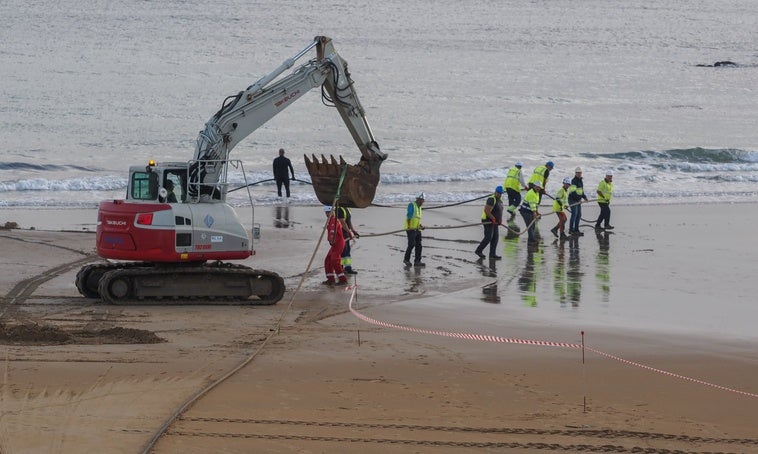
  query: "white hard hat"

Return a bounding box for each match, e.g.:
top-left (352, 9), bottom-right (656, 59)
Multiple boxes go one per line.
top-left (606, 170), bottom-right (614, 176)
top-left (563, 177), bottom-right (571, 185)
top-left (416, 192), bottom-right (425, 200)
top-left (532, 181), bottom-right (542, 188)
top-left (324, 205), bottom-right (332, 212)
top-left (575, 167), bottom-right (582, 172)
top-left (515, 161), bottom-right (523, 167)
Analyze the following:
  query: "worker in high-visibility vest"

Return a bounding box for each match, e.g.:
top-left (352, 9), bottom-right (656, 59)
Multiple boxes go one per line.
top-left (594, 170), bottom-right (614, 230)
top-left (403, 192), bottom-right (425, 267)
top-left (528, 161), bottom-right (554, 203)
top-left (337, 206), bottom-right (359, 274)
top-left (551, 177), bottom-right (571, 240)
top-left (503, 161), bottom-right (527, 216)
top-left (475, 186), bottom-right (505, 260)
top-left (568, 166), bottom-right (589, 236)
top-left (520, 180), bottom-right (542, 244)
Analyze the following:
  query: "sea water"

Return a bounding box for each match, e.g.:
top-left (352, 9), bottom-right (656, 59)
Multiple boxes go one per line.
top-left (1, 0), bottom-right (757, 208)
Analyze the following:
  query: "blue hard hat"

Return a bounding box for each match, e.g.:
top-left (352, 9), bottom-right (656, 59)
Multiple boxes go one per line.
top-left (495, 185), bottom-right (505, 193)
top-left (546, 161), bottom-right (554, 168)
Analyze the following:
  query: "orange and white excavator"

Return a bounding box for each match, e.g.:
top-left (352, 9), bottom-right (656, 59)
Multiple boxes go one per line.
top-left (75, 36), bottom-right (386, 304)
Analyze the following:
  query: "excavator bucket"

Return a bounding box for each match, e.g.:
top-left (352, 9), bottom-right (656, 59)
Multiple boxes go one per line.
top-left (305, 153), bottom-right (381, 208)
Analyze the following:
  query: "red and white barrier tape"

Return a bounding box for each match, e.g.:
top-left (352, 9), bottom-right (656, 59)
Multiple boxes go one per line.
top-left (345, 285), bottom-right (758, 399)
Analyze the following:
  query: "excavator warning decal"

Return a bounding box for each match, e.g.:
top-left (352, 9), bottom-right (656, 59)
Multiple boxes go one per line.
top-left (204, 214), bottom-right (214, 228)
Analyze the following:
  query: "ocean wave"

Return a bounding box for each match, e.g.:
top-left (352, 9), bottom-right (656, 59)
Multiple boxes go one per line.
top-left (587, 147), bottom-right (758, 164)
top-left (0, 161), bottom-right (95, 172)
top-left (0, 175), bottom-right (126, 192)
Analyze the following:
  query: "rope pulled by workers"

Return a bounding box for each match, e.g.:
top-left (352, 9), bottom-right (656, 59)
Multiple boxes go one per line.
top-left (359, 194), bottom-right (599, 240)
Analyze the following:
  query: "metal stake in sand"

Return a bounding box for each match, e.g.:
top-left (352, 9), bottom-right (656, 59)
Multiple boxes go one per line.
top-left (581, 330), bottom-right (587, 414)
top-left (356, 276), bottom-right (360, 346)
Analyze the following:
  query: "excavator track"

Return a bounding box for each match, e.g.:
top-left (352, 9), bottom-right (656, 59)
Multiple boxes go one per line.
top-left (76, 262), bottom-right (139, 298)
top-left (78, 262), bottom-right (284, 305)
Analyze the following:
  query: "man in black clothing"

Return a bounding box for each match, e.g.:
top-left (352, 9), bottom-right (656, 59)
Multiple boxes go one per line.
top-left (272, 148), bottom-right (295, 198)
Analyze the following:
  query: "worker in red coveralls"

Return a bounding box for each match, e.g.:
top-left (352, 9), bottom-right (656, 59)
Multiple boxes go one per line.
top-left (323, 205), bottom-right (348, 286)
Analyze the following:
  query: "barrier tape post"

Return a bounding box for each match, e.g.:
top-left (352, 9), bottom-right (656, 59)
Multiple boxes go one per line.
top-left (581, 330), bottom-right (587, 413)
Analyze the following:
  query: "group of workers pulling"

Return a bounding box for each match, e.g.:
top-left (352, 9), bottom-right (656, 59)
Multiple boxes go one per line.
top-left (322, 161), bottom-right (614, 279)
top-left (478, 161), bottom-right (615, 257)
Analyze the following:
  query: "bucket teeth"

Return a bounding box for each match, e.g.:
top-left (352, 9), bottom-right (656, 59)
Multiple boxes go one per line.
top-left (304, 152), bottom-right (381, 208)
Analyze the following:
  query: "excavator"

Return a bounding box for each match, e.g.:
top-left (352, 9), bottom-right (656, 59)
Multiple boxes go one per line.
top-left (75, 36), bottom-right (387, 304)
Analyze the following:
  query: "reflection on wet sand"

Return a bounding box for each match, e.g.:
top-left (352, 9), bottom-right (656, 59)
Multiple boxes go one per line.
top-left (433, 217), bottom-right (609, 311)
top-left (274, 205), bottom-right (291, 228)
top-left (595, 229), bottom-right (611, 301)
top-left (479, 219), bottom-right (521, 304)
top-left (518, 244), bottom-right (542, 306)
top-left (553, 239), bottom-right (567, 306)
top-left (501, 225), bottom-right (599, 309)
top-left (403, 265), bottom-right (424, 294)
top-left (566, 236), bottom-right (583, 307)
top-left (482, 282), bottom-right (500, 304)
top-left (476, 257), bottom-right (497, 278)
top-left (504, 217), bottom-right (520, 241)
top-left (478, 255), bottom-right (499, 303)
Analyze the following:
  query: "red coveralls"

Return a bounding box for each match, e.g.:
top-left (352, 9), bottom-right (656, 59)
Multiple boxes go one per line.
top-left (325, 214), bottom-right (347, 284)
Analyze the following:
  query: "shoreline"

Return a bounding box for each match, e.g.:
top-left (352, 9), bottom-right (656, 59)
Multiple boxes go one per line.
top-left (2, 197), bottom-right (758, 231)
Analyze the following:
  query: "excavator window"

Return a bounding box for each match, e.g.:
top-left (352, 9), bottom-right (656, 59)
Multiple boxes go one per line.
top-left (131, 171), bottom-right (158, 200)
top-left (164, 171), bottom-right (187, 203)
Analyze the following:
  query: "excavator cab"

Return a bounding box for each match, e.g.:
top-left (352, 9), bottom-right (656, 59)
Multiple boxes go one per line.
top-left (128, 162), bottom-right (187, 204)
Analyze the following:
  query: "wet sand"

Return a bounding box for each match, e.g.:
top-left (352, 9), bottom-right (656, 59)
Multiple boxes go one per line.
top-left (0, 202), bottom-right (757, 453)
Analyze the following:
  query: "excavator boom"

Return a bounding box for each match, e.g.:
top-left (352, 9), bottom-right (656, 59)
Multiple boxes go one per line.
top-left (193, 36), bottom-right (386, 207)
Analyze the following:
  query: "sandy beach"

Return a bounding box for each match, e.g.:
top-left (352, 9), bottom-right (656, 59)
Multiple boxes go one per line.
top-left (1, 202), bottom-right (757, 453)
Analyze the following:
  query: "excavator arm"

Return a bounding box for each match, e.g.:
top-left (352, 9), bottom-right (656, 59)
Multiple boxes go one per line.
top-left (191, 36), bottom-right (386, 207)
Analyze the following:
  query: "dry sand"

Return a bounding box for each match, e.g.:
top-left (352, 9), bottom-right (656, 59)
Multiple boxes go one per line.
top-left (0, 202), bottom-right (757, 453)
